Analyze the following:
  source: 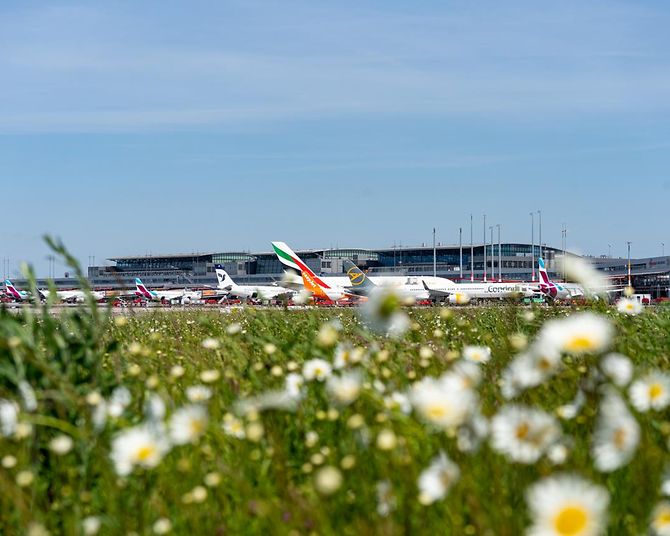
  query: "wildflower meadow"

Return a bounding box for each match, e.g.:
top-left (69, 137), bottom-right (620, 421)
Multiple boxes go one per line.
top-left (1, 254), bottom-right (670, 535)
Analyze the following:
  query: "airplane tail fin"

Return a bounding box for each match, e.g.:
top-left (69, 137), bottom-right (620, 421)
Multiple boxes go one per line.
top-left (271, 242), bottom-right (303, 272)
top-left (214, 264), bottom-right (236, 290)
top-left (5, 279), bottom-right (21, 299)
top-left (343, 259), bottom-right (376, 290)
top-left (135, 277), bottom-right (153, 298)
top-left (538, 258), bottom-right (550, 284)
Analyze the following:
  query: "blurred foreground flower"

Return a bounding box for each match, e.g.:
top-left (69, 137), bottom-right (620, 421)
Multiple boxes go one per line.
top-left (303, 359), bottom-right (332, 381)
top-left (563, 256), bottom-right (608, 296)
top-left (410, 374), bottom-right (477, 430)
top-left (314, 466), bottom-right (343, 495)
top-left (491, 405), bottom-right (560, 464)
top-left (629, 372), bottom-right (670, 412)
top-left (537, 313), bottom-right (613, 356)
top-left (600, 353), bottom-right (633, 387)
top-left (111, 424), bottom-right (171, 476)
top-left (169, 405), bottom-right (208, 445)
top-left (326, 371), bottom-right (362, 406)
top-left (418, 452), bottom-right (460, 505)
top-left (525, 474), bottom-right (609, 536)
top-left (592, 391), bottom-right (639, 472)
top-left (616, 297), bottom-right (643, 316)
top-left (359, 288), bottom-right (409, 338)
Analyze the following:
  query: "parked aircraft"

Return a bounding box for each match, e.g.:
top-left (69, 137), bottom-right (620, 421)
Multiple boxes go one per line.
top-left (135, 278), bottom-right (201, 304)
top-left (271, 242), bottom-right (353, 302)
top-left (215, 265), bottom-right (294, 301)
top-left (3, 280), bottom-right (31, 301)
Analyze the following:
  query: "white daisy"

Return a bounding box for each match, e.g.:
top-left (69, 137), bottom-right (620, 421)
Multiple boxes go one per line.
top-left (110, 424), bottom-right (171, 476)
top-left (449, 360), bottom-right (483, 389)
top-left (49, 434), bottom-right (74, 455)
top-left (384, 392), bottom-right (412, 414)
top-left (333, 345), bottom-right (364, 369)
top-left (592, 391), bottom-right (639, 472)
top-left (185, 385), bottom-right (212, 403)
top-left (285, 373), bottom-right (305, 397)
top-left (0, 399), bottom-right (18, 437)
top-left (563, 256), bottom-right (608, 295)
top-left (303, 358), bottom-right (332, 382)
top-left (107, 386), bottom-right (132, 418)
top-left (417, 452), bottom-right (460, 505)
top-left (169, 405), bottom-right (208, 445)
top-left (600, 353), bottom-right (633, 387)
top-left (537, 313), bottom-right (613, 356)
top-left (651, 501), bottom-right (670, 536)
top-left (490, 405), bottom-right (561, 464)
top-left (144, 394), bottom-right (166, 422)
top-left (462, 345), bottom-right (491, 364)
top-left (222, 414), bottom-right (245, 439)
top-left (201, 337), bottom-right (220, 350)
top-left (410, 374), bottom-right (476, 430)
top-left (326, 372), bottom-right (362, 406)
top-left (629, 371), bottom-right (670, 412)
top-left (526, 474), bottom-right (609, 536)
top-left (359, 287), bottom-right (410, 338)
top-left (616, 297), bottom-right (643, 316)
top-left (501, 345), bottom-right (562, 399)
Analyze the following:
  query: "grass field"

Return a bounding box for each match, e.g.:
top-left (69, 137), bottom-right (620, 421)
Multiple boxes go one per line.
top-left (1, 294), bottom-right (670, 535)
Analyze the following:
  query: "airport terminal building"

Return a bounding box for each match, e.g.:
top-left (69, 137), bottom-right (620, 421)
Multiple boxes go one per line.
top-left (81, 243), bottom-right (670, 298)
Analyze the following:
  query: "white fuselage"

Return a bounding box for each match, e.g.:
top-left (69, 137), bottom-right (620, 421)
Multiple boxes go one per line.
top-left (51, 289), bottom-right (105, 303)
top-left (229, 284), bottom-right (293, 301)
top-left (319, 274), bottom-right (534, 300)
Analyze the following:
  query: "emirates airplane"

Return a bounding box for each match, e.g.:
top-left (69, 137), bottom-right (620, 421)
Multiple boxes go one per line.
top-left (271, 242), bottom-right (355, 302)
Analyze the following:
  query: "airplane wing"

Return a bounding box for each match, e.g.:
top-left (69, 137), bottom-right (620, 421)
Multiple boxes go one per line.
top-left (421, 280), bottom-right (452, 298)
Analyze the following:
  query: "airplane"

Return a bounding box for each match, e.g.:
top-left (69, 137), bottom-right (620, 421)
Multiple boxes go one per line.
top-left (534, 258), bottom-right (575, 300)
top-left (214, 265), bottom-right (294, 301)
top-left (4, 279), bottom-right (107, 304)
top-left (4, 280), bottom-right (31, 302)
top-left (134, 278), bottom-right (201, 304)
top-left (343, 259), bottom-right (432, 300)
top-left (271, 242), bottom-right (355, 303)
top-left (532, 258), bottom-right (624, 301)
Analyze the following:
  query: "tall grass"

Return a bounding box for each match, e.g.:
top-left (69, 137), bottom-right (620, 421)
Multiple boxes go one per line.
top-left (1, 244), bottom-right (669, 535)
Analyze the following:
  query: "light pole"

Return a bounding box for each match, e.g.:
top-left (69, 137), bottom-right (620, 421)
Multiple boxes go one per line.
top-left (627, 241), bottom-right (632, 288)
top-left (496, 224), bottom-right (501, 281)
top-left (537, 210), bottom-right (542, 260)
top-left (663, 242), bottom-right (665, 257)
top-left (561, 224), bottom-right (567, 282)
top-left (470, 214), bottom-right (474, 281)
top-left (489, 226), bottom-right (494, 282)
top-left (432, 228), bottom-right (436, 278)
top-left (483, 214), bottom-right (487, 282)
top-left (530, 212), bottom-right (535, 281)
top-left (608, 244), bottom-right (612, 258)
top-left (459, 227), bottom-right (463, 280)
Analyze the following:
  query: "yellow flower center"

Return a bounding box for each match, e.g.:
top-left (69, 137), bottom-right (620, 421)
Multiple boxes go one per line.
top-left (613, 428), bottom-right (627, 449)
top-left (136, 445), bottom-right (156, 462)
top-left (565, 336), bottom-right (595, 352)
top-left (425, 404), bottom-right (448, 420)
top-left (553, 505), bottom-right (589, 535)
top-left (537, 357), bottom-right (552, 371)
top-left (190, 419), bottom-right (205, 436)
top-left (515, 422), bottom-right (530, 440)
top-left (656, 509), bottom-right (670, 526)
top-left (650, 383), bottom-right (664, 400)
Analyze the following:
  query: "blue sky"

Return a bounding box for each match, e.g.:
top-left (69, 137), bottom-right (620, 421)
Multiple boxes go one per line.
top-left (1, 0), bottom-right (669, 277)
